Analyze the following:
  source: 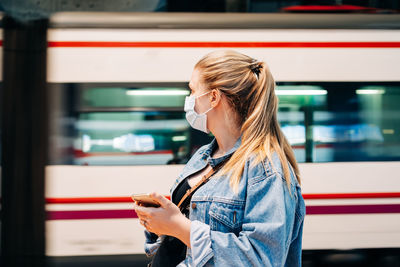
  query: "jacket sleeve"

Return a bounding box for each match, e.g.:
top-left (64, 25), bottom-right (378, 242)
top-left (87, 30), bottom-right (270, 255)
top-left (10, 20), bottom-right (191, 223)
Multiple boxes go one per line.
top-left (190, 172), bottom-right (297, 267)
top-left (144, 230), bottom-right (163, 257)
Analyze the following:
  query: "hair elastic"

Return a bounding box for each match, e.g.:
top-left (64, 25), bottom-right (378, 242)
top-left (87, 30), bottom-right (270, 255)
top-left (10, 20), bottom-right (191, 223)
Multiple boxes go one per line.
top-left (249, 60), bottom-right (262, 80)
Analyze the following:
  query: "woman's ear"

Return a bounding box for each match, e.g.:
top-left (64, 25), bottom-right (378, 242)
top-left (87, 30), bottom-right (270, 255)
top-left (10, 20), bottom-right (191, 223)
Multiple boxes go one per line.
top-left (210, 89), bottom-right (221, 108)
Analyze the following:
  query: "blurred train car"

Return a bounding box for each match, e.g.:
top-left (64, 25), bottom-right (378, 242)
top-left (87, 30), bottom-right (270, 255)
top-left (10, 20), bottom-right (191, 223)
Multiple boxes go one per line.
top-left (4, 12), bottom-right (400, 266)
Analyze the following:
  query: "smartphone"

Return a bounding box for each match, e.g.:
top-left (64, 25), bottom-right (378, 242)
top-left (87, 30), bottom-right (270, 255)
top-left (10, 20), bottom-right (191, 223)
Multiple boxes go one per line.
top-left (131, 194), bottom-right (161, 207)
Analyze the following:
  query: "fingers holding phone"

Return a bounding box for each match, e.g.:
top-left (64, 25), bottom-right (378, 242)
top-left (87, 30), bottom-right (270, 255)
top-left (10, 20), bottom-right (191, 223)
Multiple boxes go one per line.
top-left (131, 193), bottom-right (161, 208)
top-left (131, 192), bottom-right (188, 237)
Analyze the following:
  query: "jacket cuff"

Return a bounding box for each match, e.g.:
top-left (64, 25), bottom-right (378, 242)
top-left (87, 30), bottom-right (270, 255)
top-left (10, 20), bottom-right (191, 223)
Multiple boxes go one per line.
top-left (190, 220), bottom-right (214, 266)
top-left (144, 230), bottom-right (163, 257)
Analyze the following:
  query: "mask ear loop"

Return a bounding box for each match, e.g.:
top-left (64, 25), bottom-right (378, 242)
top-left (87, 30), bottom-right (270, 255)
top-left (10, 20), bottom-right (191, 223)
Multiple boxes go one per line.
top-left (198, 88), bottom-right (223, 115)
top-left (195, 90), bottom-right (212, 99)
top-left (203, 106), bottom-right (213, 114)
top-left (195, 90), bottom-right (215, 115)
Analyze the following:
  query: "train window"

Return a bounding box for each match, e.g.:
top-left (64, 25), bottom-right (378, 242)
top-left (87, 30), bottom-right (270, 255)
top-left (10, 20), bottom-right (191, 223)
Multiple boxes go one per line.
top-left (49, 82), bottom-right (400, 165)
top-left (276, 82), bottom-right (400, 162)
top-left (79, 87), bottom-right (189, 109)
top-left (48, 84), bottom-right (213, 165)
top-left (277, 85), bottom-right (327, 163)
top-left (75, 111), bottom-right (190, 165)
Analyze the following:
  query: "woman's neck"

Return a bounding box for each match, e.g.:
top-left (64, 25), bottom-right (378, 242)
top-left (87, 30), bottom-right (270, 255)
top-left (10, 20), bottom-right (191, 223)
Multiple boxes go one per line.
top-left (208, 94), bottom-right (241, 155)
top-left (212, 127), bottom-right (241, 156)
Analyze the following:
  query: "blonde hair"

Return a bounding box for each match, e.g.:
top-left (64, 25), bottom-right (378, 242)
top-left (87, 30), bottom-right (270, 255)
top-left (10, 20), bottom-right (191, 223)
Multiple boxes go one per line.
top-left (195, 50), bottom-right (301, 193)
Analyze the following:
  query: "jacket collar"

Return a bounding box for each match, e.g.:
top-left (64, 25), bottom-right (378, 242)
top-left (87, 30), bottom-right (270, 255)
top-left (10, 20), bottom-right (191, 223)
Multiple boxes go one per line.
top-left (202, 136), bottom-right (241, 168)
top-left (170, 136), bottom-right (242, 196)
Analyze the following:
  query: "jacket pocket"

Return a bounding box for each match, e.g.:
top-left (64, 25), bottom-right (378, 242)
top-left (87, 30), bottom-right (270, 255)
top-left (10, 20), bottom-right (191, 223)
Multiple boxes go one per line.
top-left (209, 200), bottom-right (244, 235)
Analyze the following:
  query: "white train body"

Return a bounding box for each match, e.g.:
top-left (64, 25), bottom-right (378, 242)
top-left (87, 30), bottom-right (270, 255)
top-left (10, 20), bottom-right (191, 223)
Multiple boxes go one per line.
top-left (45, 162), bottom-right (400, 256)
top-left (3, 14), bottom-right (400, 259)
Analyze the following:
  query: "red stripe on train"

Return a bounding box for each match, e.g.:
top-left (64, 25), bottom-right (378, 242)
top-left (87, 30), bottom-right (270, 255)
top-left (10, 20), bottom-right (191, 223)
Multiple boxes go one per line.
top-left (47, 41), bottom-right (400, 48)
top-left (1, 40), bottom-right (399, 48)
top-left (45, 192), bottom-right (400, 204)
top-left (45, 203), bottom-right (400, 220)
top-left (46, 196), bottom-right (171, 204)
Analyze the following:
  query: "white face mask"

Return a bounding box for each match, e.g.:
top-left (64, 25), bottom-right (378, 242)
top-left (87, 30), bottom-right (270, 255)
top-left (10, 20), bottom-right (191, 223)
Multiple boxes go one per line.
top-left (184, 91), bottom-right (213, 133)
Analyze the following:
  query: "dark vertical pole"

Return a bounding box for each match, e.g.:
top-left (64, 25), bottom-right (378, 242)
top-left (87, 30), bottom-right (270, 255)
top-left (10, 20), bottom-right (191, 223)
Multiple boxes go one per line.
top-left (1, 16), bottom-right (48, 267)
top-left (304, 106), bottom-right (314, 163)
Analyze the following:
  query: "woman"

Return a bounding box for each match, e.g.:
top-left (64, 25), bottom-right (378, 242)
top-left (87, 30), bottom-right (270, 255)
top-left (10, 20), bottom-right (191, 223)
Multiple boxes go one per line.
top-left (133, 50), bottom-right (306, 266)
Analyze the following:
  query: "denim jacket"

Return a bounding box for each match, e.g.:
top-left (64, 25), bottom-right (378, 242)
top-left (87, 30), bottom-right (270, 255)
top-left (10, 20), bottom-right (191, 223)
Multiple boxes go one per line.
top-left (144, 138), bottom-right (306, 267)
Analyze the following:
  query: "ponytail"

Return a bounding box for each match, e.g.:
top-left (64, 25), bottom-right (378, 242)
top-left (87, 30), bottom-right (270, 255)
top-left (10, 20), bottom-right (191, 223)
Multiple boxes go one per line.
top-left (195, 50), bottom-right (301, 194)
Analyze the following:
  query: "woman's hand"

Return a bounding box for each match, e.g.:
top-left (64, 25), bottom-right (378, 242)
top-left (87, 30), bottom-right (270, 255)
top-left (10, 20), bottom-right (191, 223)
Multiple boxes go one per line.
top-left (133, 192), bottom-right (192, 247)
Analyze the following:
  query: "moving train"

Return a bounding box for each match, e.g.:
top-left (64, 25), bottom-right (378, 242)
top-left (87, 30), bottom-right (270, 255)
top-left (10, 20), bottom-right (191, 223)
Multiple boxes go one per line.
top-left (3, 12), bottom-right (400, 266)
